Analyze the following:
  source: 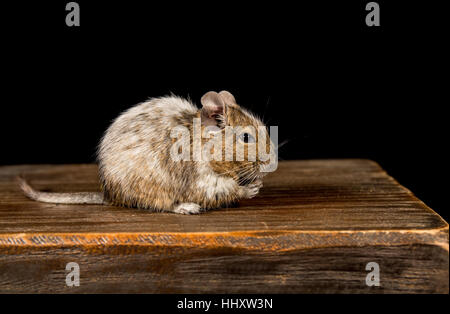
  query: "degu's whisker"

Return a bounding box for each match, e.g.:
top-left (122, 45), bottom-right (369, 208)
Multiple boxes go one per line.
top-left (216, 164), bottom-right (255, 177)
top-left (277, 139), bottom-right (290, 150)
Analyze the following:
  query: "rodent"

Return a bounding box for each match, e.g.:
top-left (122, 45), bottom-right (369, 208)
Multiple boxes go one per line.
top-left (19, 90), bottom-right (277, 214)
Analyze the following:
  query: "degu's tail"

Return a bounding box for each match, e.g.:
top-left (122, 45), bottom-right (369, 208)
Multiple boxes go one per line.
top-left (18, 176), bottom-right (106, 205)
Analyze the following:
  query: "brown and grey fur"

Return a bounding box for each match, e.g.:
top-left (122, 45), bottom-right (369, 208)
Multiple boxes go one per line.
top-left (19, 91), bottom-right (276, 214)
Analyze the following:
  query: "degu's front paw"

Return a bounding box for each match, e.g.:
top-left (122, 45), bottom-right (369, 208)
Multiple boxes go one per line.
top-left (173, 202), bottom-right (204, 215)
top-left (240, 180), bottom-right (263, 199)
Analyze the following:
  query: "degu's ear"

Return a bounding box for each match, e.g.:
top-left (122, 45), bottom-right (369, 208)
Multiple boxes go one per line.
top-left (218, 90), bottom-right (236, 105)
top-left (201, 91), bottom-right (227, 127)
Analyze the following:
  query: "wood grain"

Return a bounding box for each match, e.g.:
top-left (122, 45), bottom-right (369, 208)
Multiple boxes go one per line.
top-left (0, 160), bottom-right (448, 293)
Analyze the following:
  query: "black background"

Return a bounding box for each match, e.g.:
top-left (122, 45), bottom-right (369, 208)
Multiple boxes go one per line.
top-left (1, 1), bottom-right (448, 221)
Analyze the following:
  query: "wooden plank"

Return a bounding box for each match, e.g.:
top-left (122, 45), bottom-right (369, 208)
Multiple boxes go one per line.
top-left (0, 160), bottom-right (448, 293)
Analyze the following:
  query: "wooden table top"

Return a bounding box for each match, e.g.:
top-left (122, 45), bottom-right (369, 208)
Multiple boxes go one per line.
top-left (0, 160), bottom-right (448, 251)
top-left (0, 160), bottom-right (448, 294)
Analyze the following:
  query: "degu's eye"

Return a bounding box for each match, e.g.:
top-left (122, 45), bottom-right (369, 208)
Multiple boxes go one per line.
top-left (239, 132), bottom-right (255, 143)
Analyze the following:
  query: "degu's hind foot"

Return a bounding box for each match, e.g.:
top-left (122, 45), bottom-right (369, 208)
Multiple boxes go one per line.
top-left (173, 202), bottom-right (204, 215)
